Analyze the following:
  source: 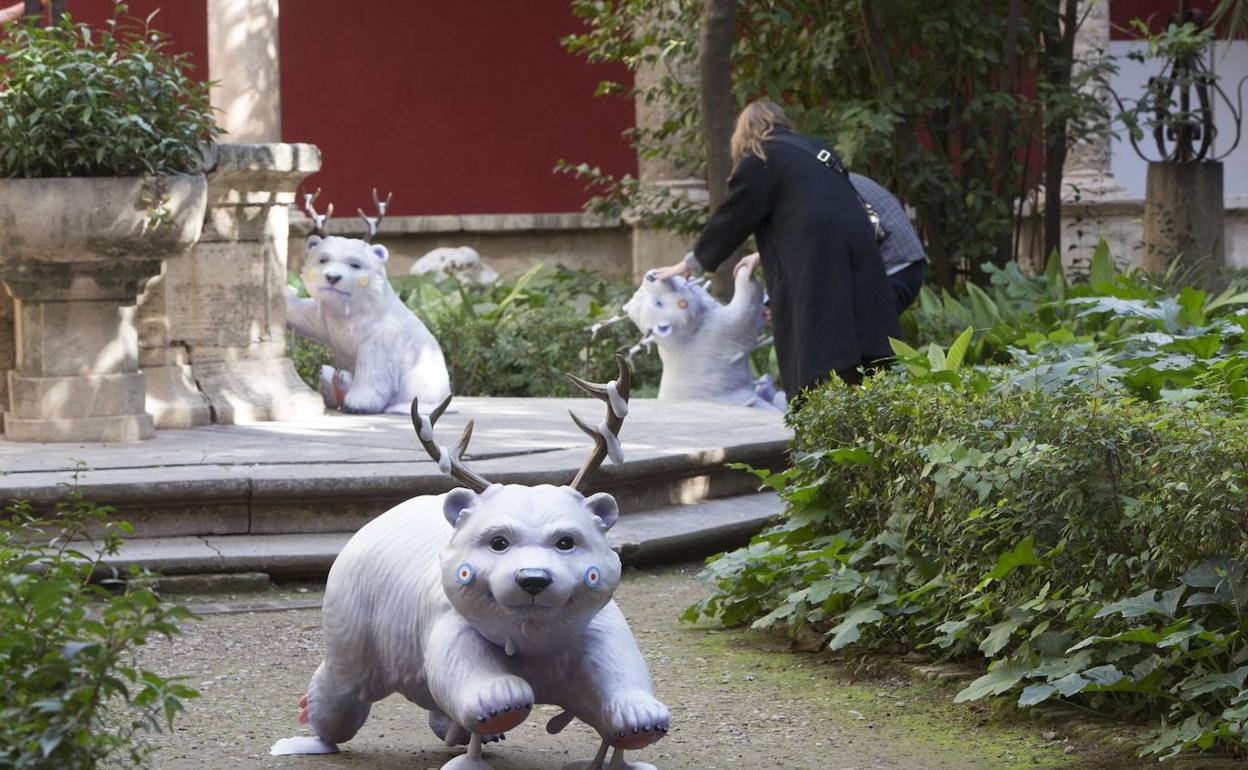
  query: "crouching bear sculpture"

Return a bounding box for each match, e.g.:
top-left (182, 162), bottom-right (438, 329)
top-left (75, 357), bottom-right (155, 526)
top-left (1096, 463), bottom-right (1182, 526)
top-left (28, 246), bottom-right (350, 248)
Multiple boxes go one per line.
top-left (286, 189), bottom-right (452, 414)
top-left (622, 265), bottom-right (785, 411)
top-left (273, 357), bottom-right (669, 770)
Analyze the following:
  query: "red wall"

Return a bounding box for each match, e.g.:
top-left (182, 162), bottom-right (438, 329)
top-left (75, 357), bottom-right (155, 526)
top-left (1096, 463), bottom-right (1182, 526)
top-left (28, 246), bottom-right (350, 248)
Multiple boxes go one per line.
top-left (67, 0), bottom-right (207, 73)
top-left (1110, 0), bottom-right (1230, 39)
top-left (277, 0), bottom-right (637, 217)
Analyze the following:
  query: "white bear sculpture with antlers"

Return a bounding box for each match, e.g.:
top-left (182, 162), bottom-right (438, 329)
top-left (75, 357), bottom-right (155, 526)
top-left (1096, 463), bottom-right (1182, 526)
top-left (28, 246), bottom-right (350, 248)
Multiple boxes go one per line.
top-left (622, 265), bottom-right (783, 412)
top-left (271, 357), bottom-right (669, 770)
top-left (286, 189), bottom-right (452, 414)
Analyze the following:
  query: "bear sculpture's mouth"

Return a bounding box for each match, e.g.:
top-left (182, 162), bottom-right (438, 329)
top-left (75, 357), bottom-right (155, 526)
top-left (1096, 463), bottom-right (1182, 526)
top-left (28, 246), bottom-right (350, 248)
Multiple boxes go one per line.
top-left (318, 286), bottom-right (352, 297)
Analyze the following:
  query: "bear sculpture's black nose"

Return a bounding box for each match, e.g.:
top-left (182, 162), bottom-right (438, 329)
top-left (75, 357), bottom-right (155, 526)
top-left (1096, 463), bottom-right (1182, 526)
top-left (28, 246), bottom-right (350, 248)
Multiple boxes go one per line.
top-left (516, 568), bottom-right (553, 596)
top-left (325, 272), bottom-right (342, 285)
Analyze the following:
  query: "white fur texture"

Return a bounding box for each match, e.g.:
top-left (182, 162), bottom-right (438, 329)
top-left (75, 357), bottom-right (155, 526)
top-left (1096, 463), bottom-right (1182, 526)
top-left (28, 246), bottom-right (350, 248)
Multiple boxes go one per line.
top-left (410, 246), bottom-right (500, 286)
top-left (287, 235), bottom-right (451, 414)
top-left (624, 268), bottom-right (784, 411)
top-left (297, 484), bottom-right (669, 769)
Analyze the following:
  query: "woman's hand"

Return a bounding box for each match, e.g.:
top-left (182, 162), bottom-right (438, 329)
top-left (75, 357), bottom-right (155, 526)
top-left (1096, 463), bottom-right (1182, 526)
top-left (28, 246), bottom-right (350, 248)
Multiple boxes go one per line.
top-left (651, 260), bottom-right (692, 282)
top-left (734, 252), bottom-right (761, 279)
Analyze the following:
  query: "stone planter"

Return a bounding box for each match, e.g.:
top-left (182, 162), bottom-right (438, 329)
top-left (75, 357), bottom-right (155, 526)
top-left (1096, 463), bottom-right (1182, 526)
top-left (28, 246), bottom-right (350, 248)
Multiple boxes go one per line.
top-left (0, 176), bottom-right (207, 442)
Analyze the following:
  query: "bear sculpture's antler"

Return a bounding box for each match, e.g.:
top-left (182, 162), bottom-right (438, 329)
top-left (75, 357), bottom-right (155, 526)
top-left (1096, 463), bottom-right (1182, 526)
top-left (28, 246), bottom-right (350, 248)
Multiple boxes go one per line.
top-left (302, 188), bottom-right (333, 238)
top-left (566, 354), bottom-right (631, 492)
top-left (357, 188), bottom-right (393, 243)
top-left (410, 396), bottom-right (491, 493)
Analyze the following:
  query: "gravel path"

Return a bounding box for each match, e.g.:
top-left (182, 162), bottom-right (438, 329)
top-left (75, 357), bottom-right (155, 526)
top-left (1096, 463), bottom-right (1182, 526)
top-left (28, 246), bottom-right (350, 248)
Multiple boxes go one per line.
top-left (139, 564), bottom-right (1131, 770)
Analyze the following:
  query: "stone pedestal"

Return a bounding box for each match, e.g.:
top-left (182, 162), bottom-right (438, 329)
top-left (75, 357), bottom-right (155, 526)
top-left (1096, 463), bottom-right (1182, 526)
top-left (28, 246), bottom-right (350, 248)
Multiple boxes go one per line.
top-left (138, 143), bottom-right (324, 426)
top-left (1143, 161), bottom-right (1225, 286)
top-left (0, 176), bottom-right (207, 442)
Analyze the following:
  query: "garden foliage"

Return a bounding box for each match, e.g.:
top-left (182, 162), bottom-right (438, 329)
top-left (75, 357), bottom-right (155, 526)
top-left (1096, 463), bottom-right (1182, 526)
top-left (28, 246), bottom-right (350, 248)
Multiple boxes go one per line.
top-left (289, 264), bottom-right (666, 398)
top-left (0, 492), bottom-right (196, 769)
top-left (0, 5), bottom-right (219, 178)
top-left (689, 244), bottom-right (1248, 759)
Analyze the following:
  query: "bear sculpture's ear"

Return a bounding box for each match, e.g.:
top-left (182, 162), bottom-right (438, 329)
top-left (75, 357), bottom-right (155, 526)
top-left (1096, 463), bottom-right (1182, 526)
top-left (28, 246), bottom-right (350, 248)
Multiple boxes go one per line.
top-left (443, 488), bottom-right (478, 527)
top-left (371, 244), bottom-right (389, 263)
top-left (306, 234), bottom-right (323, 251)
top-left (583, 492), bottom-right (619, 531)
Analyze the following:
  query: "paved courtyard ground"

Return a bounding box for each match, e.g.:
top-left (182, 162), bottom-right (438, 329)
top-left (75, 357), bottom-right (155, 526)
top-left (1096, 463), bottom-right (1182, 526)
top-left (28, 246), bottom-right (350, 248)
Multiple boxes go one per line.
top-left (137, 564), bottom-right (1137, 770)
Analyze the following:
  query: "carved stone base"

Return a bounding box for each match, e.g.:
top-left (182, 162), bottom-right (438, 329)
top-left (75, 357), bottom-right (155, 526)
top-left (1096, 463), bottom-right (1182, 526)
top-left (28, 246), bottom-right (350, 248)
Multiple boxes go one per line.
top-left (144, 364), bottom-right (213, 429)
top-left (192, 358), bottom-right (324, 424)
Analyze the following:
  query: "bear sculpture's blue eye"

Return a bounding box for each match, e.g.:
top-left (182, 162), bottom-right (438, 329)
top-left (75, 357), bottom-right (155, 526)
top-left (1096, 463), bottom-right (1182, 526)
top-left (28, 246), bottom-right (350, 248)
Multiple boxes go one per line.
top-left (555, 536), bottom-right (575, 552)
top-left (319, 256), bottom-right (329, 264)
top-left (349, 261), bottom-right (362, 270)
top-left (490, 536), bottom-right (510, 552)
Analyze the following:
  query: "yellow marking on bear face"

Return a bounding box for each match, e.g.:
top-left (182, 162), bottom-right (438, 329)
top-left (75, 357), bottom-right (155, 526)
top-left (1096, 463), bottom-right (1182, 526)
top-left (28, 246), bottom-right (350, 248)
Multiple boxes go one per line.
top-left (303, 267), bottom-right (316, 284)
top-left (358, 276), bottom-right (370, 288)
top-left (678, 299), bottom-right (689, 310)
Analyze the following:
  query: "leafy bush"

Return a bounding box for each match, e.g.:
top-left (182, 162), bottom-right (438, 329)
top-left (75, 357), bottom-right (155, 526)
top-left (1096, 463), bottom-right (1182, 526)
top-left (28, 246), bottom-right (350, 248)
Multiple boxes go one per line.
top-left (0, 5), bottom-right (219, 178)
top-left (689, 248), bottom-right (1248, 760)
top-left (0, 492), bottom-right (196, 768)
top-left (288, 263), bottom-right (667, 398)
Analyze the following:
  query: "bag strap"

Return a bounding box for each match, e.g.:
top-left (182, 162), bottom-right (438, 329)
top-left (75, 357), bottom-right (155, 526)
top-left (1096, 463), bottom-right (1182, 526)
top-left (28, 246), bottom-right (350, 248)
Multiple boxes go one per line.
top-left (768, 132), bottom-right (850, 177)
top-left (767, 132), bottom-right (891, 245)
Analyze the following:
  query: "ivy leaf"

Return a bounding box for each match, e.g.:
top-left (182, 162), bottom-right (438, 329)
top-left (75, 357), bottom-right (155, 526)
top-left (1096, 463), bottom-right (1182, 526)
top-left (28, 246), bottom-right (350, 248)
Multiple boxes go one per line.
top-left (979, 610), bottom-right (1030, 658)
top-left (1018, 682), bottom-right (1056, 707)
top-left (1181, 667), bottom-right (1248, 697)
top-left (975, 536), bottom-right (1042, 590)
top-left (826, 603), bottom-right (884, 651)
top-left (954, 661), bottom-right (1031, 703)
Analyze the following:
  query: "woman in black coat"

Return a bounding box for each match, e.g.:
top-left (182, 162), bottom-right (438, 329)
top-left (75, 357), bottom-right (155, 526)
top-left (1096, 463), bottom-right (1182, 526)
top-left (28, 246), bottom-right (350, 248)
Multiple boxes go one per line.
top-left (654, 99), bottom-right (900, 396)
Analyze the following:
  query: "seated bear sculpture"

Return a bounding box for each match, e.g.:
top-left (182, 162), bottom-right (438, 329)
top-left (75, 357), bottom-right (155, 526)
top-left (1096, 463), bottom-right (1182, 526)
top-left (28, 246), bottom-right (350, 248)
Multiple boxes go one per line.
top-left (286, 190), bottom-right (451, 414)
top-left (623, 266), bottom-right (784, 411)
top-left (272, 357), bottom-right (668, 770)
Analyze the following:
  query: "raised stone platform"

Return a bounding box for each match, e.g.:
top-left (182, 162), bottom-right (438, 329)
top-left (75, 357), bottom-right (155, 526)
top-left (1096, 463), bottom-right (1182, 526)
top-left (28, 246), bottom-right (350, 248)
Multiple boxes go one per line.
top-left (0, 397), bottom-right (790, 540)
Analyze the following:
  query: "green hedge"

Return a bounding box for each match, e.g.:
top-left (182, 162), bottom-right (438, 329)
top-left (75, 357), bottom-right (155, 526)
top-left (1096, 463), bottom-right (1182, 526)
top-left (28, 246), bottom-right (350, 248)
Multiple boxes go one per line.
top-left (691, 373), bottom-right (1248, 759)
top-left (690, 246), bottom-right (1248, 760)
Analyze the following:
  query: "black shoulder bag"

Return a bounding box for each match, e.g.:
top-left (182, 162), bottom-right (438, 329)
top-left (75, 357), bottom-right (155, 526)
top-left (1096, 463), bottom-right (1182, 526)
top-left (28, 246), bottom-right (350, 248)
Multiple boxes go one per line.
top-left (768, 133), bottom-right (890, 245)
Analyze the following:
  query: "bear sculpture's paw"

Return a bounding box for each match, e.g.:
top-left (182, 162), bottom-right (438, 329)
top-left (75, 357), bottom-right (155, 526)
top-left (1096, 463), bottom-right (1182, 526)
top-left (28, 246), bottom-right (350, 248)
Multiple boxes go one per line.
top-left (461, 674), bottom-right (535, 735)
top-left (603, 692), bottom-right (670, 751)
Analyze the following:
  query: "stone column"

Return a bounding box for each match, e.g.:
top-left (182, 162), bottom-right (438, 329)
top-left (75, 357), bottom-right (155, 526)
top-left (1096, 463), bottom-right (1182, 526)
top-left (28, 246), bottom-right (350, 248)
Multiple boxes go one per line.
top-left (1055, 0), bottom-right (1143, 271)
top-left (630, 57), bottom-right (708, 279)
top-left (0, 289), bottom-right (12, 432)
top-left (138, 143), bottom-right (324, 425)
top-left (208, 0), bottom-right (281, 142)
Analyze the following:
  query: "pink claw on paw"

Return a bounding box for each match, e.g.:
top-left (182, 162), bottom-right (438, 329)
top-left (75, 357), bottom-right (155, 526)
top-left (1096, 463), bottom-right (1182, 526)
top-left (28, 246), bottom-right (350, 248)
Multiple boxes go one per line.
top-left (299, 693), bottom-right (308, 709)
top-left (298, 708), bottom-right (309, 725)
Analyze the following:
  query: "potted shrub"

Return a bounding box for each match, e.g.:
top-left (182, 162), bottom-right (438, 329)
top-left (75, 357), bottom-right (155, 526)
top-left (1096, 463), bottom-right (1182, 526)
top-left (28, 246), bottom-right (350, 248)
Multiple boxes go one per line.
top-left (0, 6), bottom-right (220, 441)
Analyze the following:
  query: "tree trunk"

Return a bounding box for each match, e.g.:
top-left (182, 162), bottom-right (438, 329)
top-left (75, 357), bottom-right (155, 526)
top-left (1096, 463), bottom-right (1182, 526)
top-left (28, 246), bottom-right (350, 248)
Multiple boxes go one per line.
top-left (699, 0), bottom-right (738, 299)
top-left (1042, 0), bottom-right (1079, 266)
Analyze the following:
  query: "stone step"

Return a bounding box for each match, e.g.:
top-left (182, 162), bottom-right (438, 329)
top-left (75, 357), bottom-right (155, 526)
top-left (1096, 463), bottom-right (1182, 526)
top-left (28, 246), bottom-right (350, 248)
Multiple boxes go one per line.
top-left (0, 397), bottom-right (790, 540)
top-left (97, 492), bottom-right (783, 579)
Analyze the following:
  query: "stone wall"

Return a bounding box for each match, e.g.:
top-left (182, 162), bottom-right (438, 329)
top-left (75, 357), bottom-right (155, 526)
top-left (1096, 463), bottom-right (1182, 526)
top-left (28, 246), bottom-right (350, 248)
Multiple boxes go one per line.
top-left (287, 212), bottom-right (635, 282)
top-left (1021, 196), bottom-right (1248, 276)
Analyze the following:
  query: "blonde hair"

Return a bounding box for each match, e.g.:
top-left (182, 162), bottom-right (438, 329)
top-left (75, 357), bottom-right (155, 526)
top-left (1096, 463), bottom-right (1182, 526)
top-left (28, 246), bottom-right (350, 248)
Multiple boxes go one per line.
top-left (730, 99), bottom-right (791, 170)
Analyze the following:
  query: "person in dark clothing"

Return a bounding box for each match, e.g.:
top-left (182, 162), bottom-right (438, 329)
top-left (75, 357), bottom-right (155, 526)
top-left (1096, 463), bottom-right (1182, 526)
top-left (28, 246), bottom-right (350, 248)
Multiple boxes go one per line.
top-left (653, 99), bottom-right (900, 399)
